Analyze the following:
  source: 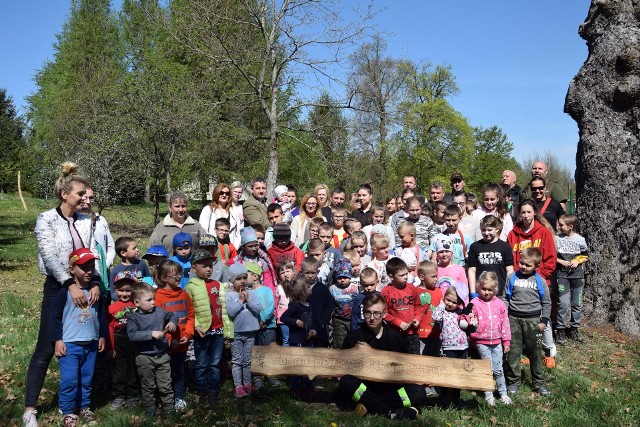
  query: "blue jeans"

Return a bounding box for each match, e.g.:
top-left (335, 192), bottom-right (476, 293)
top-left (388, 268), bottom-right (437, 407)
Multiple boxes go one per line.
top-left (170, 352), bottom-right (186, 399)
top-left (279, 324), bottom-right (289, 347)
top-left (193, 333), bottom-right (223, 395)
top-left (476, 343), bottom-right (507, 396)
top-left (57, 341), bottom-right (97, 415)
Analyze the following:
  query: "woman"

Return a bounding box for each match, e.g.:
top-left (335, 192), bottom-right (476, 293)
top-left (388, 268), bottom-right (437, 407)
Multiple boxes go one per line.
top-left (314, 184), bottom-right (330, 209)
top-left (199, 183), bottom-right (238, 236)
top-left (529, 177), bottom-right (565, 232)
top-left (290, 193), bottom-right (324, 246)
top-left (149, 191), bottom-right (207, 257)
top-left (229, 181), bottom-right (245, 248)
top-left (385, 195), bottom-right (398, 214)
top-left (80, 186), bottom-right (116, 297)
top-left (24, 162), bottom-right (100, 427)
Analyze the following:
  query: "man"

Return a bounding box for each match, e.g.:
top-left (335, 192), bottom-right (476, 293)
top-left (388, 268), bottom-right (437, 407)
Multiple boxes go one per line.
top-left (445, 172), bottom-right (466, 204)
top-left (321, 186), bottom-right (346, 225)
top-left (502, 170), bottom-right (522, 221)
top-left (335, 294), bottom-right (426, 420)
top-left (243, 177), bottom-right (270, 228)
top-left (429, 182), bottom-right (445, 203)
top-left (522, 162), bottom-right (568, 209)
top-left (403, 175), bottom-right (425, 204)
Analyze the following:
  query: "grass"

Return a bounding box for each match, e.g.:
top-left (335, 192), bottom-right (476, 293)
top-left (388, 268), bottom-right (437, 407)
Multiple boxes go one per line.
top-left (1, 194), bottom-right (640, 426)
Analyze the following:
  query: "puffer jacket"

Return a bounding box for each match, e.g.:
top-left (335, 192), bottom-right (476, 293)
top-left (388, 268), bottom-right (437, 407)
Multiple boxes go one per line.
top-left (36, 207), bottom-right (98, 285)
top-left (469, 296), bottom-right (511, 348)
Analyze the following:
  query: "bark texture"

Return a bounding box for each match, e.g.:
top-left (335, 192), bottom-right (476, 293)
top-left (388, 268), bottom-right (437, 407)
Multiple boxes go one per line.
top-left (565, 0), bottom-right (640, 335)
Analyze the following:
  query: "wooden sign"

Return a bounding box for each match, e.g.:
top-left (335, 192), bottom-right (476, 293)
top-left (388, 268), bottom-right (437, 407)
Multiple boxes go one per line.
top-left (251, 343), bottom-right (495, 391)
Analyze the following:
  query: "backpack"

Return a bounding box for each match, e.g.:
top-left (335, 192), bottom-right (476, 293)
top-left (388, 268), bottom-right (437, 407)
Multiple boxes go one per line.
top-left (506, 271), bottom-right (546, 302)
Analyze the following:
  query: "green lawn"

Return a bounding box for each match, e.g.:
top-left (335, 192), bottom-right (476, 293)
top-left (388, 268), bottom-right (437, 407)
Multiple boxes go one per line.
top-left (1, 194), bottom-right (639, 426)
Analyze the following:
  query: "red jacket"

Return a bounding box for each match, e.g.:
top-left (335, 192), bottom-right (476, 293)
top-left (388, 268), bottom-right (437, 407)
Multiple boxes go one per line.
top-left (267, 241), bottom-right (305, 271)
top-left (107, 301), bottom-right (136, 350)
top-left (507, 220), bottom-right (557, 282)
top-left (155, 287), bottom-right (195, 353)
top-left (381, 282), bottom-right (422, 335)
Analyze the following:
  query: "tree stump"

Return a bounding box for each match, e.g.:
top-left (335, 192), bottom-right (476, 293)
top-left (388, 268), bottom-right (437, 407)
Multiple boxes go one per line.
top-left (565, 0), bottom-right (640, 335)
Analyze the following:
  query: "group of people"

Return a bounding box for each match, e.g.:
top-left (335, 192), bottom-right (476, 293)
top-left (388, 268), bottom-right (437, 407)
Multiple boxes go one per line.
top-left (22, 160), bottom-right (588, 426)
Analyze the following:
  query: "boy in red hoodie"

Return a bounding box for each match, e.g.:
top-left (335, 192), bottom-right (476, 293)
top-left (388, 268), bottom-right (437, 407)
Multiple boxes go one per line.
top-left (154, 259), bottom-right (195, 411)
top-left (267, 223), bottom-right (304, 271)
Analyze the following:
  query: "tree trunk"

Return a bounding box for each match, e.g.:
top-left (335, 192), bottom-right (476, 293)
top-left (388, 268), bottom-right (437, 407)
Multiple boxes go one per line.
top-left (144, 181), bottom-right (150, 203)
top-left (565, 0), bottom-right (640, 335)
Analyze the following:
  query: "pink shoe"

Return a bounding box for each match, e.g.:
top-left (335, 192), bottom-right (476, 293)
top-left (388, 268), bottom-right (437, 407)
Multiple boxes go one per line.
top-left (244, 384), bottom-right (255, 394)
top-left (234, 385), bottom-right (248, 397)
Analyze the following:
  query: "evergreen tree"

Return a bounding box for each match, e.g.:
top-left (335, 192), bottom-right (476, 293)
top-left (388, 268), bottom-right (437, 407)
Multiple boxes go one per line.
top-left (0, 89), bottom-right (26, 193)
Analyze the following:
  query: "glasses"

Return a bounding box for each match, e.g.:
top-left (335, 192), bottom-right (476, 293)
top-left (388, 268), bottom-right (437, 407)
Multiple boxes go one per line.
top-left (219, 191), bottom-right (230, 196)
top-left (333, 215), bottom-right (346, 219)
top-left (531, 186), bottom-right (545, 192)
top-left (363, 311), bottom-right (384, 319)
top-left (215, 228), bottom-right (230, 233)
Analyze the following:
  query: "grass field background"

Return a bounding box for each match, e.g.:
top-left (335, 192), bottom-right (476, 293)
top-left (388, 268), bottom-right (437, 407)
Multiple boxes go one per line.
top-left (1, 194), bottom-right (639, 426)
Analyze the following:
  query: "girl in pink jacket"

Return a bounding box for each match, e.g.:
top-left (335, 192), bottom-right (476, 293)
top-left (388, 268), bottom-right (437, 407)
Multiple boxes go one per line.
top-left (470, 271), bottom-right (512, 407)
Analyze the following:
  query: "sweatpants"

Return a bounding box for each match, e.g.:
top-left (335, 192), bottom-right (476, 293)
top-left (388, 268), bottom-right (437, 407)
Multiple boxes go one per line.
top-left (556, 278), bottom-right (584, 330)
top-left (505, 316), bottom-right (546, 389)
top-left (231, 332), bottom-right (254, 388)
top-left (135, 353), bottom-right (173, 412)
top-left (337, 375), bottom-right (426, 414)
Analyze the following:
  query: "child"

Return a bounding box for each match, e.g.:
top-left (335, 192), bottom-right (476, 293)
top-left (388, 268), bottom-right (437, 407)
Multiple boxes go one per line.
top-left (435, 236), bottom-right (469, 303)
top-left (265, 203), bottom-right (285, 249)
top-left (127, 282), bottom-right (178, 417)
top-left (226, 263), bottom-right (262, 397)
top-left (108, 271), bottom-right (139, 409)
top-left (281, 276), bottom-right (317, 398)
top-left (248, 262), bottom-right (277, 388)
top-left (198, 233), bottom-right (229, 282)
top-left (275, 261), bottom-right (295, 347)
top-left (381, 258), bottom-right (422, 354)
top-left (392, 221), bottom-right (430, 284)
top-left (214, 218), bottom-right (238, 263)
top-left (404, 197), bottom-right (438, 247)
top-left (466, 192), bottom-right (478, 215)
top-left (252, 224), bottom-right (267, 249)
top-left (555, 214), bottom-right (589, 344)
top-left (362, 204), bottom-right (394, 251)
top-left (141, 245), bottom-right (168, 287)
top-left (342, 250), bottom-right (362, 289)
top-left (330, 259), bottom-right (360, 349)
top-left (229, 226), bottom-right (278, 300)
top-left (110, 236), bottom-right (151, 301)
top-left (330, 205), bottom-right (349, 248)
top-left (431, 200), bottom-right (448, 233)
top-left (52, 249), bottom-right (107, 426)
top-left (267, 223), bottom-right (305, 271)
top-left (348, 230), bottom-right (371, 265)
top-left (470, 272), bottom-right (512, 406)
top-left (184, 250), bottom-right (225, 403)
top-left (153, 259), bottom-right (195, 411)
top-left (299, 216), bottom-right (324, 252)
top-left (366, 232), bottom-right (392, 291)
top-left (415, 261), bottom-right (443, 357)
top-left (467, 215), bottom-right (514, 299)
top-left (430, 204), bottom-right (472, 267)
top-left (432, 287), bottom-right (475, 409)
top-left (301, 256), bottom-right (333, 347)
top-left (351, 267), bottom-right (379, 331)
top-left (306, 238), bottom-right (333, 286)
top-left (170, 232), bottom-right (193, 289)
top-left (502, 248), bottom-right (551, 397)
top-left (318, 221), bottom-right (344, 268)
top-left (471, 183), bottom-right (513, 241)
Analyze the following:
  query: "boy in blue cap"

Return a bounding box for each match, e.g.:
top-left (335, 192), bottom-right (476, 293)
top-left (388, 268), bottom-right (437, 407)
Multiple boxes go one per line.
top-left (171, 232), bottom-right (192, 288)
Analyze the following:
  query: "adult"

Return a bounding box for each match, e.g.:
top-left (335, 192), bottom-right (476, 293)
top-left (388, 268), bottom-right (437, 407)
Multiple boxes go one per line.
top-left (80, 186), bottom-right (116, 295)
top-left (502, 170), bottom-right (522, 221)
top-left (529, 177), bottom-right (565, 231)
top-left (321, 186), bottom-right (346, 225)
top-left (148, 191), bottom-right (206, 257)
top-left (446, 172), bottom-right (466, 204)
top-left (24, 162), bottom-right (100, 427)
top-left (314, 184), bottom-right (330, 209)
top-left (452, 192), bottom-right (482, 242)
top-left (428, 182), bottom-right (445, 204)
top-left (199, 183), bottom-right (234, 233)
top-left (403, 174), bottom-right (425, 204)
top-left (385, 195), bottom-right (397, 214)
top-left (522, 161), bottom-right (568, 209)
top-left (229, 181), bottom-right (246, 248)
top-left (352, 184), bottom-right (374, 227)
top-left (349, 193), bottom-right (361, 213)
top-left (243, 177), bottom-right (270, 229)
top-left (290, 193), bottom-right (324, 246)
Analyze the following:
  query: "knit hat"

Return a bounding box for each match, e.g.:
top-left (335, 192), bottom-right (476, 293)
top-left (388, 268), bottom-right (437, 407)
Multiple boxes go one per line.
top-left (69, 248), bottom-right (96, 266)
top-left (399, 248), bottom-right (418, 268)
top-left (228, 262), bottom-right (248, 283)
top-left (199, 233), bottom-right (218, 248)
top-left (435, 235), bottom-right (454, 253)
top-left (333, 258), bottom-right (353, 280)
top-left (191, 249), bottom-right (215, 264)
top-left (273, 184), bottom-right (289, 200)
top-left (142, 245), bottom-right (169, 259)
top-left (114, 270), bottom-right (138, 287)
top-left (273, 223), bottom-right (291, 240)
top-left (245, 261), bottom-right (263, 276)
top-left (173, 232), bottom-right (192, 248)
top-left (240, 227), bottom-right (258, 246)
top-left (370, 224), bottom-right (388, 237)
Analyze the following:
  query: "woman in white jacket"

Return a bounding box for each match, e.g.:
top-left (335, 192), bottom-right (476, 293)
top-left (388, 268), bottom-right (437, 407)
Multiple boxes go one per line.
top-left (23, 162), bottom-right (100, 427)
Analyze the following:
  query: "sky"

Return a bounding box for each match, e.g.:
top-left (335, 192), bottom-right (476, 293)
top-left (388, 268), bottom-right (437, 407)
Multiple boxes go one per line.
top-left (0, 1), bottom-right (590, 173)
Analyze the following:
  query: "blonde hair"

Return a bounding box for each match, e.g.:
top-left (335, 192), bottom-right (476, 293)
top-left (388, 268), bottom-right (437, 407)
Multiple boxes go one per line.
top-left (342, 250), bottom-right (360, 265)
top-left (417, 260), bottom-right (437, 277)
top-left (370, 232), bottom-right (389, 250)
top-left (55, 162), bottom-right (89, 201)
top-left (478, 271), bottom-right (499, 291)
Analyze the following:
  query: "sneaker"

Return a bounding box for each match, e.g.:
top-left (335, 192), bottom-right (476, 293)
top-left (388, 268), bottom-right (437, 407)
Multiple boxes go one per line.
top-left (174, 398), bottom-right (187, 411)
top-left (507, 384), bottom-right (520, 395)
top-left (235, 385), bottom-right (248, 397)
top-left (62, 414), bottom-right (78, 427)
top-left (268, 378), bottom-right (282, 387)
top-left (354, 403), bottom-right (368, 416)
top-left (388, 406), bottom-right (418, 420)
top-left (535, 387), bottom-right (551, 397)
top-left (556, 329), bottom-right (567, 346)
top-left (79, 408), bottom-right (96, 424)
top-left (126, 398), bottom-right (139, 407)
top-left (543, 356), bottom-right (556, 369)
top-left (485, 395), bottom-right (496, 406)
top-left (499, 394), bottom-right (513, 405)
top-left (111, 398), bottom-right (126, 409)
top-left (244, 384), bottom-right (255, 394)
top-left (571, 328), bottom-right (585, 343)
top-left (549, 344), bottom-right (558, 357)
top-left (22, 410), bottom-right (38, 427)
top-left (425, 386), bottom-right (438, 398)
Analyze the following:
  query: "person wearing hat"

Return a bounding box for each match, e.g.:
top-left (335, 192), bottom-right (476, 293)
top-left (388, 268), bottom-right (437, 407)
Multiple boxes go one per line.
top-left (184, 249), bottom-right (226, 402)
top-left (229, 227), bottom-right (278, 301)
top-left (266, 223), bottom-right (304, 271)
top-left (330, 258), bottom-right (359, 349)
top-left (435, 236), bottom-right (470, 303)
top-left (170, 232), bottom-right (193, 289)
top-left (445, 172), bottom-right (466, 204)
top-left (52, 248), bottom-right (108, 426)
top-left (140, 245), bottom-right (168, 287)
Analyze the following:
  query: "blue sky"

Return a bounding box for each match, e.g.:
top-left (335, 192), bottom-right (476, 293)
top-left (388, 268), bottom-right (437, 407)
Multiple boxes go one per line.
top-left (1, 1), bottom-right (590, 172)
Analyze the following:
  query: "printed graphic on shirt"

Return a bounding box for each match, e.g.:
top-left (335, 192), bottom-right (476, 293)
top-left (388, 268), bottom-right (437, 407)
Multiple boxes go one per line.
top-left (477, 252), bottom-right (503, 265)
top-left (512, 239), bottom-right (542, 252)
top-left (389, 295), bottom-right (416, 311)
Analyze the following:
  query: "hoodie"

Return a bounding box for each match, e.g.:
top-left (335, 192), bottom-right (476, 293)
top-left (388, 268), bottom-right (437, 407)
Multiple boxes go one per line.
top-left (154, 287), bottom-right (195, 353)
top-left (469, 296), bottom-right (511, 348)
top-left (267, 241), bottom-right (305, 271)
top-left (507, 220), bottom-right (557, 282)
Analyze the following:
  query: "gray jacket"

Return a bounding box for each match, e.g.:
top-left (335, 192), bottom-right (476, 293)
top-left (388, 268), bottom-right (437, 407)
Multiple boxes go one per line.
top-left (148, 214), bottom-right (206, 257)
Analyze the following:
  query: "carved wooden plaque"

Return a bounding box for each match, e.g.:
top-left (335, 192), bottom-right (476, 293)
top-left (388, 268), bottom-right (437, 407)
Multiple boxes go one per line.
top-left (251, 343), bottom-right (495, 391)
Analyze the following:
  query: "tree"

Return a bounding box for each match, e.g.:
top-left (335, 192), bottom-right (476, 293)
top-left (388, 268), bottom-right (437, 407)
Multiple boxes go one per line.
top-left (519, 152), bottom-right (575, 196)
top-left (565, 0), bottom-right (640, 335)
top-left (467, 125), bottom-right (519, 193)
top-left (0, 89), bottom-right (25, 193)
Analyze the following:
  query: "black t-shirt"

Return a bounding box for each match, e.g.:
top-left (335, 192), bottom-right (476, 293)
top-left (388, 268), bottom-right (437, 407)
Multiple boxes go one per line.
top-left (342, 324), bottom-right (408, 353)
top-left (468, 239), bottom-right (514, 291)
top-left (536, 198), bottom-right (564, 231)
